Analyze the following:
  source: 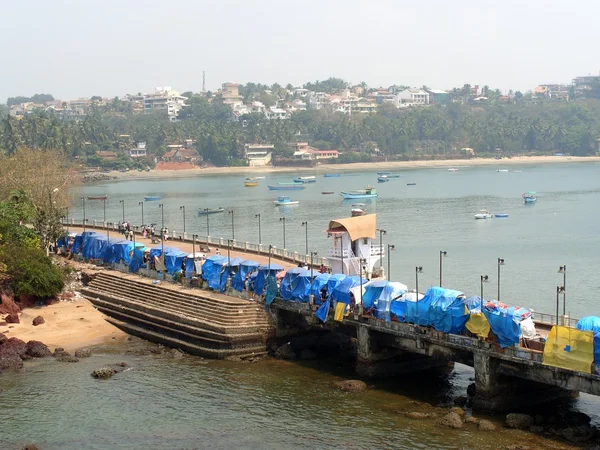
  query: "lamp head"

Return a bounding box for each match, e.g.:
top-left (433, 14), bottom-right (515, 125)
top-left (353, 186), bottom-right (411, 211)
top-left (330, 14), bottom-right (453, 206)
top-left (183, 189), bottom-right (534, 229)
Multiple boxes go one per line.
top-left (139, 201), bottom-right (143, 205)
top-left (279, 217), bottom-right (285, 222)
top-left (481, 275), bottom-right (489, 282)
top-left (441, 250), bottom-right (447, 257)
top-left (180, 205), bottom-right (184, 210)
top-left (302, 221), bottom-right (307, 226)
top-left (389, 244), bottom-right (395, 251)
top-left (498, 258), bottom-right (505, 265)
top-left (311, 251), bottom-right (318, 256)
top-left (558, 265), bottom-right (566, 273)
top-left (416, 266), bottom-right (423, 273)
top-left (255, 213), bottom-right (260, 218)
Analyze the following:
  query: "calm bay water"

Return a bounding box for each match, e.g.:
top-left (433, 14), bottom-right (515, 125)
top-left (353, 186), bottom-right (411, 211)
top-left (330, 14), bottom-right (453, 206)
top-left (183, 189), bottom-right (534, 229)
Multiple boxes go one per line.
top-left (74, 162), bottom-right (600, 318)
top-left (2, 163), bottom-right (600, 449)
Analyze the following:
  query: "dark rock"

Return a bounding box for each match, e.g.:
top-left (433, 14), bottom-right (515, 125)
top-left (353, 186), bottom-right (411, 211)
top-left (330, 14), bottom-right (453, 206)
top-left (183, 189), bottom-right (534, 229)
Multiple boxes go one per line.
top-left (449, 407), bottom-right (466, 418)
top-left (334, 380), bottom-right (367, 392)
top-left (0, 337), bottom-right (27, 358)
top-left (0, 321), bottom-right (7, 326)
top-left (506, 413), bottom-right (534, 430)
top-left (4, 313), bottom-right (19, 324)
top-left (465, 416), bottom-right (479, 424)
top-left (300, 349), bottom-right (317, 360)
top-left (32, 316), bottom-right (45, 326)
top-left (58, 355), bottom-right (79, 363)
top-left (478, 419), bottom-right (497, 431)
top-left (114, 362), bottom-right (128, 368)
top-left (274, 342), bottom-right (296, 360)
top-left (125, 348), bottom-right (151, 356)
top-left (25, 340), bottom-right (52, 358)
top-left (0, 333), bottom-right (6, 344)
top-left (529, 425), bottom-right (544, 433)
top-left (74, 348), bottom-right (92, 358)
top-left (505, 445), bottom-right (531, 450)
top-left (0, 352), bottom-right (24, 372)
top-left (436, 412), bottom-right (463, 429)
top-left (91, 367), bottom-right (116, 379)
top-left (533, 414), bottom-right (545, 426)
top-left (52, 347), bottom-right (69, 357)
top-left (21, 444), bottom-right (39, 450)
top-left (467, 382), bottom-right (476, 397)
top-left (560, 426), bottom-right (596, 443)
top-left (561, 411), bottom-right (592, 427)
top-left (453, 396), bottom-right (468, 407)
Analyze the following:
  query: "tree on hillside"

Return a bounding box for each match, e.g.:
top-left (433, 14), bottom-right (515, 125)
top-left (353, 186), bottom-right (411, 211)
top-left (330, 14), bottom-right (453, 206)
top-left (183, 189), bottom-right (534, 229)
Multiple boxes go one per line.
top-left (6, 94), bottom-right (54, 107)
top-left (303, 77), bottom-right (349, 93)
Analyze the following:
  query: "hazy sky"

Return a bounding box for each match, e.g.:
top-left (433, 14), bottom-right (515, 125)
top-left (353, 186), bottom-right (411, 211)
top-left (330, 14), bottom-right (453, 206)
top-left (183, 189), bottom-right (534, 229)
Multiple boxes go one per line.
top-left (3, 0), bottom-right (600, 102)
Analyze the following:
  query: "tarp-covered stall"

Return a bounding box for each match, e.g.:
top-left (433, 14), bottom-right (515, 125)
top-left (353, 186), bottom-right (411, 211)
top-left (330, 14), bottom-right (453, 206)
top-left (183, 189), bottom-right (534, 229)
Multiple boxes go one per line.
top-left (232, 260), bottom-right (260, 292)
top-left (543, 325), bottom-right (594, 374)
top-left (82, 234), bottom-right (109, 260)
top-left (330, 276), bottom-right (367, 305)
top-left (164, 248), bottom-right (187, 275)
top-left (362, 280), bottom-right (408, 322)
top-left (280, 267), bottom-right (306, 301)
top-left (202, 255), bottom-right (227, 290)
top-left (253, 264), bottom-right (283, 296)
top-left (483, 301), bottom-right (532, 348)
top-left (128, 246), bottom-right (147, 273)
top-left (391, 291), bottom-right (423, 323)
top-left (428, 287), bottom-right (468, 334)
top-left (290, 269), bottom-right (314, 302)
top-left (109, 240), bottom-right (136, 264)
top-left (310, 273), bottom-right (331, 305)
top-left (576, 317), bottom-right (600, 365)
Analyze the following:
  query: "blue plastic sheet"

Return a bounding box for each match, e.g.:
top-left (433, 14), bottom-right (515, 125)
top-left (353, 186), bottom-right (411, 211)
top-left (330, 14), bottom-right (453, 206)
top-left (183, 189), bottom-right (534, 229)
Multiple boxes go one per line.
top-left (331, 276), bottom-right (367, 305)
top-left (110, 240), bottom-right (135, 264)
top-left (265, 275), bottom-right (278, 306)
top-left (310, 273), bottom-right (331, 305)
top-left (232, 260), bottom-right (260, 292)
top-left (82, 235), bottom-right (109, 260)
top-left (72, 235), bottom-right (83, 254)
top-left (164, 248), bottom-right (187, 275)
top-left (373, 282), bottom-right (408, 322)
top-left (202, 255), bottom-right (227, 289)
top-left (577, 317), bottom-right (600, 334)
top-left (326, 274), bottom-right (346, 299)
top-left (290, 269), bottom-right (313, 302)
top-left (483, 302), bottom-right (532, 348)
top-left (428, 287), bottom-right (467, 334)
top-left (595, 332), bottom-right (600, 365)
top-left (129, 247), bottom-right (146, 273)
top-left (254, 264), bottom-right (283, 296)
top-left (184, 258), bottom-right (196, 278)
top-left (316, 298), bottom-right (331, 323)
top-left (280, 267), bottom-right (306, 300)
top-left (406, 288), bottom-right (434, 326)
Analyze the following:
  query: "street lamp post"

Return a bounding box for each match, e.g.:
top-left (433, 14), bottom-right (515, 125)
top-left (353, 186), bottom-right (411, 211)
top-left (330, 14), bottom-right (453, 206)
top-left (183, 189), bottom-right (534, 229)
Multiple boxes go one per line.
top-left (228, 210), bottom-right (235, 240)
top-left (301, 221), bottom-right (309, 254)
top-left (227, 239), bottom-right (232, 267)
top-left (81, 197), bottom-right (86, 231)
top-left (159, 204), bottom-right (164, 255)
top-left (268, 244), bottom-right (273, 270)
top-left (359, 258), bottom-right (367, 313)
top-left (139, 201), bottom-right (144, 227)
top-left (119, 199), bottom-right (125, 223)
top-left (101, 198), bottom-right (107, 226)
top-left (377, 228), bottom-right (386, 274)
top-left (179, 206), bottom-right (186, 237)
top-left (439, 250), bottom-right (447, 287)
top-left (106, 222), bottom-right (111, 242)
top-left (279, 217), bottom-right (286, 249)
top-left (203, 208), bottom-right (210, 236)
top-left (65, 207), bottom-right (69, 232)
top-left (340, 235), bottom-right (344, 275)
top-left (387, 244), bottom-right (395, 281)
top-left (415, 266), bottom-right (423, 300)
top-left (558, 265), bottom-right (566, 316)
top-left (310, 251), bottom-right (318, 280)
top-left (255, 213), bottom-right (262, 245)
top-left (556, 286), bottom-right (565, 325)
top-left (480, 275), bottom-right (489, 300)
top-left (498, 258), bottom-right (505, 301)
top-left (192, 234), bottom-right (198, 260)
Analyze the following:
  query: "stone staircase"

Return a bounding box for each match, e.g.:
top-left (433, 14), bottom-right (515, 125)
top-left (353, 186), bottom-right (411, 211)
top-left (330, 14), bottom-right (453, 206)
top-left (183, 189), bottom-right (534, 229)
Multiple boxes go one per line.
top-left (80, 270), bottom-right (273, 359)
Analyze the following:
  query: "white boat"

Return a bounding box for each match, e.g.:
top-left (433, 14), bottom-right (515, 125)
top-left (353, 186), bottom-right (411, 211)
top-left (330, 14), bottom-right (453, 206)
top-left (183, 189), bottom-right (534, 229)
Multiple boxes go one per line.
top-left (293, 176), bottom-right (316, 183)
top-left (448, 168), bottom-right (459, 172)
top-left (253, 176), bottom-right (266, 179)
top-left (274, 196), bottom-right (299, 206)
top-left (351, 203), bottom-right (367, 216)
top-left (474, 210), bottom-right (493, 219)
top-left (497, 169), bottom-right (509, 172)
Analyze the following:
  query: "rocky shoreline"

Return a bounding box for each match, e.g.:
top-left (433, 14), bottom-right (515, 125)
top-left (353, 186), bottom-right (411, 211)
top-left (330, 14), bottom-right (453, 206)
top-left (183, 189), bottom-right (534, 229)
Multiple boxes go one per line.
top-left (80, 172), bottom-right (118, 183)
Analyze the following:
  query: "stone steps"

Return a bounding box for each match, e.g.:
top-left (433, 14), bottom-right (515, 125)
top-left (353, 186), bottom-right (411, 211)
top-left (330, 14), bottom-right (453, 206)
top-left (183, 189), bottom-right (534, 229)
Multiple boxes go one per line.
top-left (87, 279), bottom-right (268, 327)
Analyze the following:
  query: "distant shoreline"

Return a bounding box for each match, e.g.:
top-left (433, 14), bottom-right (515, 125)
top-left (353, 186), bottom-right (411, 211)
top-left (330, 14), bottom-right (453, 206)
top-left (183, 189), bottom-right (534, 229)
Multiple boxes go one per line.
top-left (97, 155), bottom-right (600, 182)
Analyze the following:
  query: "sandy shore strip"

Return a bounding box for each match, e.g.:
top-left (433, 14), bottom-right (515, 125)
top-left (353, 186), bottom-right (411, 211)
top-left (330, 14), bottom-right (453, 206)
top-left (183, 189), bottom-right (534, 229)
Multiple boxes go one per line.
top-left (104, 155), bottom-right (600, 181)
top-left (4, 298), bottom-right (127, 352)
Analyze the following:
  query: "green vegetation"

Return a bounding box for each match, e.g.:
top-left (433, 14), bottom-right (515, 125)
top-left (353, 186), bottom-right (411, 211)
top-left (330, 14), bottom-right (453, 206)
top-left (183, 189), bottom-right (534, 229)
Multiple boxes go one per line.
top-left (7, 93), bottom-right (54, 107)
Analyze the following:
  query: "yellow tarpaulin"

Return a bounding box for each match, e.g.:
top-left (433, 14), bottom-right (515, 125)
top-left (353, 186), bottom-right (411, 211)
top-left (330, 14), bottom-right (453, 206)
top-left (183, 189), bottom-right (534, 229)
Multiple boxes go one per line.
top-left (466, 312), bottom-right (490, 339)
top-left (334, 302), bottom-right (348, 322)
top-left (543, 326), bottom-right (594, 374)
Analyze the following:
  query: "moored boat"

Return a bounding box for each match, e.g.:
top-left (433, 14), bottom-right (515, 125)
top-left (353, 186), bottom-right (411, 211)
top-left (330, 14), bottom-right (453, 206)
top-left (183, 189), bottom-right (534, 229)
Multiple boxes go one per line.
top-left (322, 191), bottom-right (335, 194)
top-left (474, 210), bottom-right (493, 219)
top-left (144, 196), bottom-right (161, 201)
top-left (293, 176), bottom-right (316, 183)
top-left (244, 178), bottom-right (259, 187)
top-left (268, 184), bottom-right (305, 191)
top-left (377, 176), bottom-right (389, 183)
top-left (377, 171), bottom-right (392, 175)
top-left (274, 196), bottom-right (299, 206)
top-left (340, 186), bottom-right (378, 199)
top-left (522, 191), bottom-right (537, 203)
top-left (494, 213), bottom-right (509, 218)
top-left (407, 183), bottom-right (416, 186)
top-left (351, 203), bottom-right (367, 216)
top-left (197, 207), bottom-right (225, 215)
top-left (324, 173), bottom-right (340, 178)
top-left (448, 168), bottom-right (459, 172)
top-left (87, 195), bottom-right (108, 200)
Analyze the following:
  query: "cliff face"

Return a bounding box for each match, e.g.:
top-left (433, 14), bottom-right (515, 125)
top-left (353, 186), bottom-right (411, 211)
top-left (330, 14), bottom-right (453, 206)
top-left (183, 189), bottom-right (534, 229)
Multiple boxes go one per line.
top-left (0, 278), bottom-right (20, 315)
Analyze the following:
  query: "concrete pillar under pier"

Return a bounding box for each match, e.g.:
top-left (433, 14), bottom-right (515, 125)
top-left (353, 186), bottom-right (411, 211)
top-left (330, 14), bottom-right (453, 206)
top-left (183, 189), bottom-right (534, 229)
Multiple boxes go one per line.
top-left (472, 351), bottom-right (573, 413)
top-left (356, 325), bottom-right (450, 379)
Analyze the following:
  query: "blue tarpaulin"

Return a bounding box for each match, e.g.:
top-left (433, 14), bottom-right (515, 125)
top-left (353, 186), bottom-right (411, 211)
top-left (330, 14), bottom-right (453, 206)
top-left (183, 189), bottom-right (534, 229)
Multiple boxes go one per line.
top-left (202, 255), bottom-right (227, 289)
top-left (254, 264), bottom-right (284, 296)
top-left (110, 240), bottom-right (136, 264)
top-left (128, 247), bottom-right (146, 273)
top-left (577, 317), bottom-right (600, 334)
top-left (310, 273), bottom-right (331, 305)
top-left (232, 260), bottom-right (260, 292)
top-left (290, 269), bottom-right (314, 302)
top-left (366, 281), bottom-right (408, 322)
top-left (185, 257), bottom-right (196, 278)
top-left (428, 287), bottom-right (468, 334)
top-left (406, 287), bottom-right (436, 326)
top-left (164, 248), bottom-right (187, 275)
top-left (57, 234), bottom-right (69, 249)
top-left (149, 246), bottom-right (164, 260)
top-left (326, 274), bottom-right (346, 299)
top-left (595, 332), bottom-right (600, 365)
top-left (316, 298), bottom-right (331, 323)
top-left (82, 234), bottom-right (109, 260)
top-left (72, 234), bottom-right (84, 254)
top-left (483, 301), bottom-right (532, 348)
top-left (280, 267), bottom-right (308, 300)
top-left (265, 275), bottom-right (278, 306)
top-left (331, 276), bottom-right (367, 305)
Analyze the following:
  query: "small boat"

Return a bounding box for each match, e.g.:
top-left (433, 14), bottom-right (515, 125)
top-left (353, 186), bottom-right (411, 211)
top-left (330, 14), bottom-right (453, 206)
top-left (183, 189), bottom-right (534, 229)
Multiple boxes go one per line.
top-left (474, 210), bottom-right (493, 219)
top-left (322, 191), bottom-right (335, 194)
top-left (494, 213), bottom-right (509, 218)
top-left (377, 176), bottom-right (389, 183)
top-left (407, 183), bottom-right (416, 186)
top-left (274, 196), bottom-right (299, 206)
top-left (244, 178), bottom-right (259, 187)
top-left (340, 186), bottom-right (378, 199)
top-left (197, 207), bottom-right (225, 215)
top-left (351, 203), bottom-right (367, 216)
top-left (386, 174), bottom-right (400, 178)
top-left (268, 184), bottom-right (305, 191)
top-left (448, 168), bottom-right (459, 172)
top-left (144, 196), bottom-right (161, 201)
top-left (522, 191), bottom-right (537, 203)
top-left (253, 176), bottom-right (266, 180)
top-left (87, 195), bottom-right (108, 200)
top-left (497, 169), bottom-right (509, 173)
top-left (377, 171), bottom-right (392, 175)
top-left (324, 173), bottom-right (340, 178)
top-left (293, 176), bottom-right (316, 183)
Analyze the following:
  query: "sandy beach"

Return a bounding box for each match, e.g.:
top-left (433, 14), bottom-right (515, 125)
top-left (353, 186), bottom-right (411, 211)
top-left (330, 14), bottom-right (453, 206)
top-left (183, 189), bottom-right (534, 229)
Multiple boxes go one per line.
top-left (5, 298), bottom-right (127, 352)
top-left (105, 155), bottom-right (600, 181)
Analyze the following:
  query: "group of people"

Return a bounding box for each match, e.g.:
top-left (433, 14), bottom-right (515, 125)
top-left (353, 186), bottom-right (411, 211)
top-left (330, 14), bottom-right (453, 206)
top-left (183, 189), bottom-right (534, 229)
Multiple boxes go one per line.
top-left (140, 224), bottom-right (169, 243)
top-left (118, 221), bottom-right (134, 241)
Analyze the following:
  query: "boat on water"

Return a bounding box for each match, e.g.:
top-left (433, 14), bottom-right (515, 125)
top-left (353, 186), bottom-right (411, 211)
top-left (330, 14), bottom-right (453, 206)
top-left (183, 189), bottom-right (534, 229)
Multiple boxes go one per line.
top-left (407, 183), bottom-right (416, 186)
top-left (340, 186), bottom-right (378, 199)
top-left (324, 173), bottom-right (340, 178)
top-left (351, 203), bottom-right (367, 216)
top-left (386, 174), bottom-right (400, 178)
top-left (322, 191), bottom-right (335, 194)
top-left (87, 195), bottom-right (108, 200)
top-left (253, 176), bottom-right (265, 179)
top-left (293, 176), bottom-right (316, 183)
top-left (197, 207), bottom-right (225, 215)
top-left (244, 178), bottom-right (259, 187)
top-left (448, 168), bottom-right (459, 172)
top-left (274, 196), bottom-right (299, 206)
top-left (268, 184), bottom-right (305, 191)
top-left (494, 213), bottom-right (509, 218)
top-left (377, 176), bottom-right (389, 183)
top-left (523, 191), bottom-right (537, 203)
top-left (497, 169), bottom-right (509, 173)
top-left (144, 196), bottom-right (161, 201)
top-left (377, 171), bottom-right (392, 175)
top-left (474, 210), bottom-right (493, 219)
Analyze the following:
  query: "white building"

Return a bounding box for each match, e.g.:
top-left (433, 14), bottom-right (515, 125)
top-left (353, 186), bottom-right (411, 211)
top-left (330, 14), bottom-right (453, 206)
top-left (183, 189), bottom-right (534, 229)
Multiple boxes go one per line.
top-left (126, 141), bottom-right (147, 158)
top-left (395, 89), bottom-right (430, 107)
top-left (244, 144), bottom-right (274, 166)
top-left (326, 214), bottom-right (385, 278)
top-left (307, 92), bottom-right (328, 110)
top-left (265, 107), bottom-right (289, 120)
top-left (143, 87), bottom-right (188, 122)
